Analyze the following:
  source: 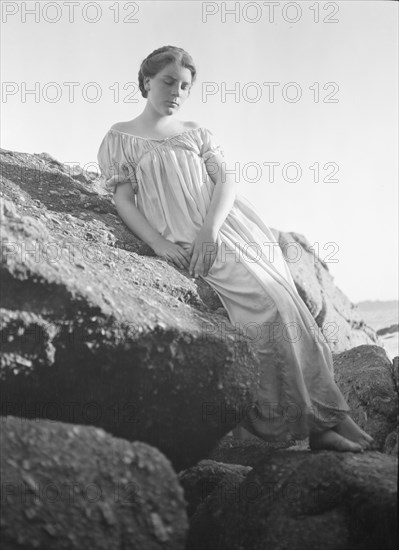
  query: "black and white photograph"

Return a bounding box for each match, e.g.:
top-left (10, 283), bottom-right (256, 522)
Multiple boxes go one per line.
top-left (1, 1), bottom-right (398, 548)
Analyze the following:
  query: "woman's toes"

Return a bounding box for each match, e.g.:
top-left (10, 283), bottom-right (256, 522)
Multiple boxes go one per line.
top-left (310, 430), bottom-right (365, 453)
top-left (347, 440), bottom-right (363, 453)
top-left (364, 434), bottom-right (374, 444)
top-left (360, 438), bottom-right (372, 451)
top-left (366, 439), bottom-right (374, 449)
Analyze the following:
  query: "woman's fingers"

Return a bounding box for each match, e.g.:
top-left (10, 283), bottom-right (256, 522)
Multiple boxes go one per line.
top-left (172, 249), bottom-right (192, 271)
top-left (171, 254), bottom-right (185, 270)
top-left (203, 251), bottom-right (215, 277)
top-left (163, 245), bottom-right (191, 271)
top-left (165, 243), bottom-right (216, 277)
top-left (177, 249), bottom-right (191, 268)
top-left (163, 242), bottom-right (217, 278)
top-left (169, 249), bottom-right (188, 271)
top-left (178, 256), bottom-right (189, 270)
top-left (189, 251), bottom-right (200, 276)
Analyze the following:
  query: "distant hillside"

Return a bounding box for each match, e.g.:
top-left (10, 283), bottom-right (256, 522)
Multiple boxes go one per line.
top-left (355, 300), bottom-right (398, 331)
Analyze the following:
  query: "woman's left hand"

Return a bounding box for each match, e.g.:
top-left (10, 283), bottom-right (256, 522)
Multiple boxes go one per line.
top-left (188, 227), bottom-right (218, 278)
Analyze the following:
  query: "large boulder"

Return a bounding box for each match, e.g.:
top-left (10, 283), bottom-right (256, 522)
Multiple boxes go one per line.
top-left (1, 415), bottom-right (188, 549)
top-left (274, 230), bottom-right (380, 352)
top-left (185, 451), bottom-right (398, 550)
top-left (178, 459), bottom-right (252, 518)
top-left (333, 346), bottom-right (398, 455)
top-left (1, 144), bottom-right (267, 473)
top-left (0, 219), bottom-right (261, 472)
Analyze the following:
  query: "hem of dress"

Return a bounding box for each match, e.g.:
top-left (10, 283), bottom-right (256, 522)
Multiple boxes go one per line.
top-left (237, 401), bottom-right (351, 443)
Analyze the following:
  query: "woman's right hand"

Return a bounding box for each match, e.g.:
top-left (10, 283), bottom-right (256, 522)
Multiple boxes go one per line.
top-left (152, 237), bottom-right (192, 272)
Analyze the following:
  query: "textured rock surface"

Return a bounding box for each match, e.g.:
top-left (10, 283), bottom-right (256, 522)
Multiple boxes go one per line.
top-left (273, 230), bottom-right (380, 351)
top-left (0, 298), bottom-right (260, 473)
top-left (333, 345), bottom-right (398, 455)
top-left (1, 154), bottom-right (265, 472)
top-left (1, 416), bottom-right (188, 550)
top-left (187, 468), bottom-right (251, 550)
top-left (207, 434), bottom-right (309, 467)
top-left (178, 459), bottom-right (252, 518)
top-left (185, 451), bottom-right (397, 550)
top-left (378, 324), bottom-right (399, 336)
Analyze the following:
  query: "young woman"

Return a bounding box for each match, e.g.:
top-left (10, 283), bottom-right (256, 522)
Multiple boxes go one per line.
top-left (97, 45), bottom-right (374, 452)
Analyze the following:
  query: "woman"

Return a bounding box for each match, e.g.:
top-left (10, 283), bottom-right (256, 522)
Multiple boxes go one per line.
top-left (97, 45), bottom-right (374, 452)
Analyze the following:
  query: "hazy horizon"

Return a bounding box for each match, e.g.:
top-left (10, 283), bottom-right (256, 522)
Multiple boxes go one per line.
top-left (355, 299), bottom-right (398, 305)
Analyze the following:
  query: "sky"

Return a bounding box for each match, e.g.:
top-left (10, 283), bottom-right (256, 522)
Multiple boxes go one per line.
top-left (1, 0), bottom-right (398, 303)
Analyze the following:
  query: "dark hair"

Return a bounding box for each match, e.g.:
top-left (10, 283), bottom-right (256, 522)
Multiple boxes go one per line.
top-left (138, 46), bottom-right (197, 98)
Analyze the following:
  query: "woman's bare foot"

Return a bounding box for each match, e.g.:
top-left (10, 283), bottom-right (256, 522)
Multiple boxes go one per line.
top-left (331, 415), bottom-right (374, 450)
top-left (309, 429), bottom-right (364, 453)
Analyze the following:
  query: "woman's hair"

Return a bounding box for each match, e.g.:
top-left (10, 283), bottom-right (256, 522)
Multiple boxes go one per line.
top-left (138, 46), bottom-right (197, 98)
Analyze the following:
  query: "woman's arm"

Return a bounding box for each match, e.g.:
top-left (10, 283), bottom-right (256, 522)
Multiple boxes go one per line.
top-left (188, 151), bottom-right (238, 277)
top-left (113, 182), bottom-right (191, 270)
top-left (201, 151), bottom-right (238, 234)
top-left (113, 181), bottom-right (164, 250)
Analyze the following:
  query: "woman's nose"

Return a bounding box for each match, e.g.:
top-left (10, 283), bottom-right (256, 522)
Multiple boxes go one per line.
top-left (172, 84), bottom-right (183, 96)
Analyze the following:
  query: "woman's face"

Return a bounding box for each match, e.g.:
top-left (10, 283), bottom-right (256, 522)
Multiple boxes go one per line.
top-left (144, 63), bottom-right (192, 116)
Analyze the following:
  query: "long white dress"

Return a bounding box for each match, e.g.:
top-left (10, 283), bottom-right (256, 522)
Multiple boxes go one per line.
top-left (97, 126), bottom-right (351, 443)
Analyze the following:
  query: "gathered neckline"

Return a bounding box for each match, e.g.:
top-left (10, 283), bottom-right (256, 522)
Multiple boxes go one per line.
top-left (108, 126), bottom-right (205, 141)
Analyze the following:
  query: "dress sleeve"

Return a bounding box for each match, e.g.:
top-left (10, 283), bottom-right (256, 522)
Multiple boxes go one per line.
top-left (200, 128), bottom-right (225, 162)
top-left (97, 130), bottom-right (138, 196)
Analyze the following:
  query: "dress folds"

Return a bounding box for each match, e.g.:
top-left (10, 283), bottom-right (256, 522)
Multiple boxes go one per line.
top-left (97, 126), bottom-right (350, 442)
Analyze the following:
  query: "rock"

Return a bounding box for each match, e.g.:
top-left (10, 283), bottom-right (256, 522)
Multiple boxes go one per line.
top-left (274, 230), bottom-right (379, 352)
top-left (0, 304), bottom-right (261, 472)
top-left (333, 345), bottom-right (398, 454)
top-left (1, 154), bottom-right (266, 472)
top-left (1, 415), bottom-right (188, 550)
top-left (188, 450), bottom-right (397, 550)
top-left (178, 459), bottom-right (252, 518)
top-left (210, 433), bottom-right (289, 461)
top-left (377, 324), bottom-right (399, 336)
top-left (383, 429), bottom-right (398, 455)
top-left (187, 468), bottom-right (251, 550)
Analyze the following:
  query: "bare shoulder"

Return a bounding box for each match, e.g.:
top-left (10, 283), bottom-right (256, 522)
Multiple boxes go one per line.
top-left (110, 121), bottom-right (125, 130)
top-left (184, 120), bottom-right (202, 130)
top-left (111, 119), bottom-right (140, 132)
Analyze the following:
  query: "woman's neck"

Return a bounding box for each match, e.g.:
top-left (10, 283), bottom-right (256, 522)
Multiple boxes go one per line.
top-left (139, 104), bottom-right (176, 131)
top-left (128, 108), bottom-right (185, 138)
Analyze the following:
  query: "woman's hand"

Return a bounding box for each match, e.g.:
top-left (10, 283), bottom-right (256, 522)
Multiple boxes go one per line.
top-left (188, 227), bottom-right (218, 278)
top-left (152, 237), bottom-right (191, 271)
